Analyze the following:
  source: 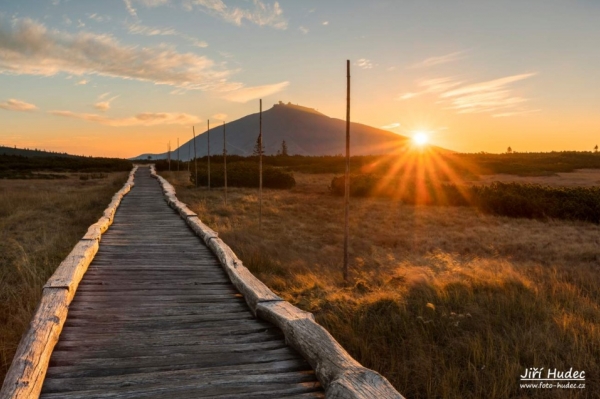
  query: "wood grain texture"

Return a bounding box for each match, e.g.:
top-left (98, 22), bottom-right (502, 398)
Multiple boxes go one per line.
top-left (0, 168), bottom-right (138, 399)
top-left (152, 165), bottom-right (404, 399)
top-left (34, 166), bottom-right (322, 398)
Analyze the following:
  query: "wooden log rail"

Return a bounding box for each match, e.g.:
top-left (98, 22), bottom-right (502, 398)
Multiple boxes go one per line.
top-left (0, 167), bottom-right (139, 399)
top-left (149, 165), bottom-right (405, 399)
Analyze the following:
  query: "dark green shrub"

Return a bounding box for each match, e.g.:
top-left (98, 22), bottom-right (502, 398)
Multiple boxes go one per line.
top-left (190, 161), bottom-right (295, 189)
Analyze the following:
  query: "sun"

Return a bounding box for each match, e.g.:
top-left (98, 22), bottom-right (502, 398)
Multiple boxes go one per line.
top-left (412, 131), bottom-right (429, 147)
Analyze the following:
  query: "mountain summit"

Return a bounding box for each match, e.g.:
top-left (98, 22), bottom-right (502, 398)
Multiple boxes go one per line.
top-left (132, 102), bottom-right (411, 160)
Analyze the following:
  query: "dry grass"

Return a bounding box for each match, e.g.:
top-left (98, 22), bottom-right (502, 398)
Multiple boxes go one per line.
top-left (163, 170), bottom-right (600, 399)
top-left (0, 173), bottom-right (128, 383)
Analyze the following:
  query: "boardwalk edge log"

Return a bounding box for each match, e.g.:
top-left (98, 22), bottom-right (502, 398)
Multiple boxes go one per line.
top-left (150, 165), bottom-right (405, 399)
top-left (0, 166), bottom-right (139, 399)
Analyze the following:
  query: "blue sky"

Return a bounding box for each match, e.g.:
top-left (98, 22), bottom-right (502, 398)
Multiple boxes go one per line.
top-left (0, 0), bottom-right (599, 157)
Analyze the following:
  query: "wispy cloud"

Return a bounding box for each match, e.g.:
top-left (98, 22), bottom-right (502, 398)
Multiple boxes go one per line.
top-left (50, 110), bottom-right (200, 126)
top-left (409, 50), bottom-right (467, 69)
top-left (0, 99), bottom-right (37, 112)
top-left (355, 58), bottom-right (373, 69)
top-left (398, 73), bottom-right (538, 116)
top-left (124, 0), bottom-right (137, 17)
top-left (212, 113), bottom-right (227, 121)
top-left (381, 122), bottom-right (401, 130)
top-left (223, 81), bottom-right (289, 103)
top-left (322, 21), bottom-right (329, 26)
top-left (0, 18), bottom-right (236, 91)
top-left (94, 95), bottom-right (119, 112)
top-left (87, 13), bottom-right (110, 23)
top-left (76, 79), bottom-right (89, 85)
top-left (127, 22), bottom-right (208, 47)
top-left (191, 0), bottom-right (287, 29)
top-left (299, 26), bottom-right (308, 34)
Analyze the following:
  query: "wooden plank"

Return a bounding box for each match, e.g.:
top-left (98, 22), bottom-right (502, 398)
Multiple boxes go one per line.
top-left (41, 360), bottom-right (313, 393)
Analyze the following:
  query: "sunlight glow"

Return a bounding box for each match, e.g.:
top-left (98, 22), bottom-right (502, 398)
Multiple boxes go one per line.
top-left (413, 132), bottom-right (429, 147)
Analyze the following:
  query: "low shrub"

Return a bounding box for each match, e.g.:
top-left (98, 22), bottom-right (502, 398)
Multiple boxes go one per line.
top-left (190, 161), bottom-right (295, 189)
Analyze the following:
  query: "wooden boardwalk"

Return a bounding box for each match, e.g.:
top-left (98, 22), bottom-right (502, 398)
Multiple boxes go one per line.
top-left (40, 167), bottom-right (324, 398)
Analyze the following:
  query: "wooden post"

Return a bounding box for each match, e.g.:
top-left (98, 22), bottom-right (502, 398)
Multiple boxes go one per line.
top-left (343, 60), bottom-right (350, 283)
top-left (188, 140), bottom-right (191, 172)
top-left (177, 138), bottom-right (180, 172)
top-left (259, 99), bottom-right (263, 231)
top-left (223, 121), bottom-right (227, 205)
top-left (193, 126), bottom-right (198, 187)
top-left (168, 142), bottom-right (171, 171)
top-left (207, 120), bottom-right (211, 191)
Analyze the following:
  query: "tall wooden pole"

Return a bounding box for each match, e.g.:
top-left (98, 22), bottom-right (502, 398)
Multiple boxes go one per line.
top-left (259, 99), bottom-right (263, 231)
top-left (168, 142), bottom-right (171, 171)
top-left (188, 140), bottom-right (191, 172)
top-left (343, 60), bottom-right (351, 283)
top-left (223, 121), bottom-right (227, 205)
top-left (177, 138), bottom-right (180, 171)
top-left (193, 126), bottom-right (198, 187)
top-left (207, 120), bottom-right (211, 191)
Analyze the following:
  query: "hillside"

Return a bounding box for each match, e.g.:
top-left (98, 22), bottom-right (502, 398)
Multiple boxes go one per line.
top-left (132, 102), bottom-right (422, 160)
top-left (0, 146), bottom-right (76, 158)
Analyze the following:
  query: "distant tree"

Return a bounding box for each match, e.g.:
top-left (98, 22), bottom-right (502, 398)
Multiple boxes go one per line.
top-left (252, 135), bottom-right (264, 156)
top-left (594, 145), bottom-right (598, 153)
top-left (281, 140), bottom-right (289, 156)
top-left (147, 155), bottom-right (152, 160)
top-left (507, 146), bottom-right (513, 154)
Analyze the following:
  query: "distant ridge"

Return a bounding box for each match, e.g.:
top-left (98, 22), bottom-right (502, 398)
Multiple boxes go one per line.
top-left (131, 102), bottom-right (424, 161)
top-left (0, 145), bottom-right (79, 158)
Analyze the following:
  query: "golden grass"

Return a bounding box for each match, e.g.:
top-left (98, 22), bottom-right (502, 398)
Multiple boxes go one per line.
top-left (0, 173), bottom-right (128, 383)
top-left (163, 170), bottom-right (600, 399)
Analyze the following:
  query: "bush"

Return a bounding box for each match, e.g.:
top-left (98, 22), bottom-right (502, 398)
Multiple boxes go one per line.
top-left (331, 174), bottom-right (600, 223)
top-left (190, 161), bottom-right (295, 189)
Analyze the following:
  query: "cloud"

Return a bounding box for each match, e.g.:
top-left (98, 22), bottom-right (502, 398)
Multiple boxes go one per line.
top-left (381, 122), bottom-right (401, 129)
top-left (493, 109), bottom-right (541, 118)
top-left (127, 22), bottom-right (177, 36)
top-left (0, 18), bottom-right (236, 92)
top-left (397, 77), bottom-right (463, 100)
top-left (127, 22), bottom-right (208, 47)
top-left (299, 26), bottom-right (308, 34)
top-left (124, 0), bottom-right (137, 17)
top-left (409, 50), bottom-right (467, 69)
top-left (50, 110), bottom-right (200, 126)
top-left (0, 99), bottom-right (37, 112)
top-left (398, 73), bottom-right (538, 116)
top-left (87, 13), bottom-right (110, 23)
top-left (76, 79), bottom-right (89, 85)
top-left (322, 21), bottom-right (329, 25)
top-left (223, 81), bottom-right (289, 103)
top-left (212, 113), bottom-right (227, 121)
top-left (94, 95), bottom-right (119, 111)
top-left (355, 58), bottom-right (373, 69)
top-left (191, 0), bottom-right (287, 29)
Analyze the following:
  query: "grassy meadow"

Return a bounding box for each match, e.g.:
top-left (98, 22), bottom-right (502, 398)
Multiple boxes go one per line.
top-left (162, 170), bottom-right (600, 399)
top-left (0, 172), bottom-right (128, 383)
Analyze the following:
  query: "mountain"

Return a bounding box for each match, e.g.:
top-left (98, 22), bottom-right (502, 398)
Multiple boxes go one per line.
top-left (131, 102), bottom-right (417, 161)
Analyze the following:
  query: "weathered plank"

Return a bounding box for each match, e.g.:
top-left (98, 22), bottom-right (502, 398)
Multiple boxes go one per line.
top-left (151, 165), bottom-right (404, 398)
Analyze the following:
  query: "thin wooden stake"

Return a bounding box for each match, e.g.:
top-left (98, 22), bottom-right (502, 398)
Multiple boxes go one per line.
top-left (207, 119), bottom-right (211, 191)
top-left (343, 60), bottom-right (351, 283)
top-left (188, 140), bottom-right (190, 172)
top-left (177, 138), bottom-right (180, 171)
top-left (223, 121), bottom-right (228, 205)
top-left (193, 126), bottom-right (198, 187)
top-left (259, 99), bottom-right (263, 231)
top-left (168, 141), bottom-right (171, 171)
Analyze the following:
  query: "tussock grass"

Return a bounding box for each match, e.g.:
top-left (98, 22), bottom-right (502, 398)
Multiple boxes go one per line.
top-left (163, 170), bottom-right (600, 398)
top-left (0, 173), bottom-right (128, 383)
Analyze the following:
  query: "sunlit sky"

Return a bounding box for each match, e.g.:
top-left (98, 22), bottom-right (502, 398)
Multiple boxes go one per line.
top-left (0, 0), bottom-right (599, 158)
